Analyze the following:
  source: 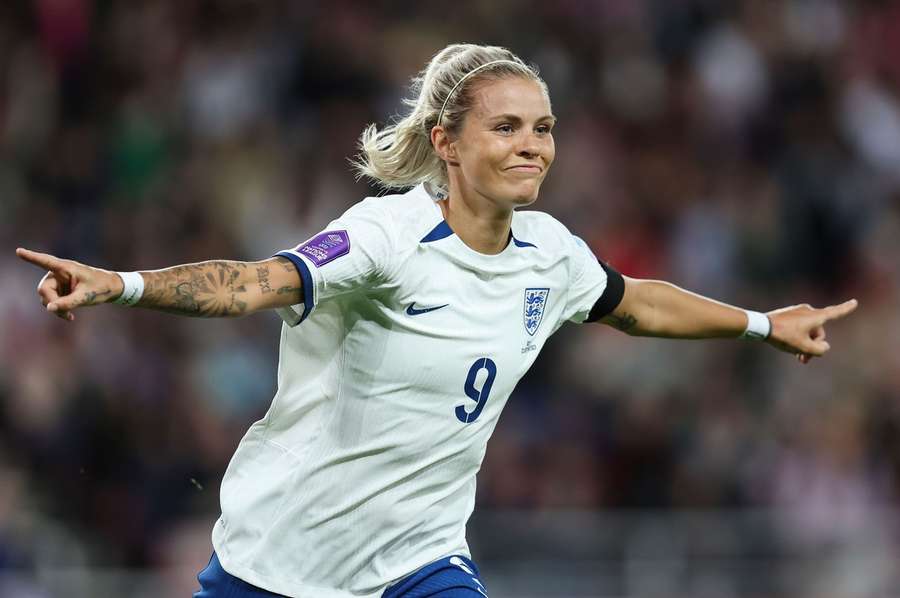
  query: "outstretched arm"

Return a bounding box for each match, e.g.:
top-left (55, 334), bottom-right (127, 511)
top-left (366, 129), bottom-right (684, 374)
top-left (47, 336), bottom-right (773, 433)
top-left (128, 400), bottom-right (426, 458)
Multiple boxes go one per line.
top-left (138, 258), bottom-right (301, 317)
top-left (601, 276), bottom-right (858, 364)
top-left (15, 248), bottom-right (302, 321)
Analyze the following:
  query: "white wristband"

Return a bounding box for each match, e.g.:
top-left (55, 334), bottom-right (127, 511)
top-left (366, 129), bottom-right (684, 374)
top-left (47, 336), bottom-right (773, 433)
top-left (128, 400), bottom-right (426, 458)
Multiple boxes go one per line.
top-left (113, 271), bottom-right (144, 306)
top-left (741, 310), bottom-right (771, 341)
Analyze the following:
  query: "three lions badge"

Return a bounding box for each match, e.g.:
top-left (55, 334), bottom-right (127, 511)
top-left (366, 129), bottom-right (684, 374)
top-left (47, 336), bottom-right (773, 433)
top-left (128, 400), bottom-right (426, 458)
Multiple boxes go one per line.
top-left (524, 288), bottom-right (549, 336)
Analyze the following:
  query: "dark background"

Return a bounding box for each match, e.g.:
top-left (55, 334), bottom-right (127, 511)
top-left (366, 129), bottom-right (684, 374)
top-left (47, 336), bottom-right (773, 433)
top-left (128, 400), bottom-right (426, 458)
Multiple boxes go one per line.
top-left (1, 1), bottom-right (898, 596)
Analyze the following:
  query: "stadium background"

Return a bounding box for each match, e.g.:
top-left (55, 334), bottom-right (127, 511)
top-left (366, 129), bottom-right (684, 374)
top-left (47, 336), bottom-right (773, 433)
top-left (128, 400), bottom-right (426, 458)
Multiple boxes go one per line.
top-left (1, 1), bottom-right (899, 596)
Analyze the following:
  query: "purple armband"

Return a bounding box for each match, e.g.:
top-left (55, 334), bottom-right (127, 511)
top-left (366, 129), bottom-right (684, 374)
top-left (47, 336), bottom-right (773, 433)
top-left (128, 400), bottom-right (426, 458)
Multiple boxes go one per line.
top-left (296, 230), bottom-right (350, 267)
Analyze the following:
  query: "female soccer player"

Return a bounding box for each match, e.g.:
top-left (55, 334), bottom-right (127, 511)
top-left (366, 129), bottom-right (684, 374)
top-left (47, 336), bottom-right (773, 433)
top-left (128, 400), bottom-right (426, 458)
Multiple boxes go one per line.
top-left (16, 44), bottom-right (857, 598)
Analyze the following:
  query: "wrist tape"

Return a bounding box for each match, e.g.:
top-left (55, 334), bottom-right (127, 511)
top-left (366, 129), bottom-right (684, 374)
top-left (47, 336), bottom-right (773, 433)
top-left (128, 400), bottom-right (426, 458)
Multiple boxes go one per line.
top-left (741, 310), bottom-right (771, 341)
top-left (113, 271), bottom-right (144, 306)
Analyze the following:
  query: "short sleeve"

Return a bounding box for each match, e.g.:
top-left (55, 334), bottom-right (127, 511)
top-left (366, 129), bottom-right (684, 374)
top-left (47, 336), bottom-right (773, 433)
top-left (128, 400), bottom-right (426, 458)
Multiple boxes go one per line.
top-left (274, 199), bottom-right (395, 327)
top-left (562, 235), bottom-right (625, 324)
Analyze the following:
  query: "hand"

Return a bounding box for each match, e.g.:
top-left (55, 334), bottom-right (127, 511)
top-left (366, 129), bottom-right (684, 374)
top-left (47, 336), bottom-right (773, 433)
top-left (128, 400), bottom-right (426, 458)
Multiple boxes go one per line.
top-left (16, 248), bottom-right (124, 322)
top-left (766, 299), bottom-right (858, 365)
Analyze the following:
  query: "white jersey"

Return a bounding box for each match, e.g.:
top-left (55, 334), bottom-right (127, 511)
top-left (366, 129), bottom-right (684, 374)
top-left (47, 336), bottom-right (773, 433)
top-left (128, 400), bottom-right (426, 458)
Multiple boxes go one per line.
top-left (211, 184), bottom-right (619, 597)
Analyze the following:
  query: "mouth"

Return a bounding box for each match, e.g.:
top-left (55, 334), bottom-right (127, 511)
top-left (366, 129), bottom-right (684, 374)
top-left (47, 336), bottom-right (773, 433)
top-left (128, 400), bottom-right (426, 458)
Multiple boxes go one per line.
top-left (505, 165), bottom-right (543, 174)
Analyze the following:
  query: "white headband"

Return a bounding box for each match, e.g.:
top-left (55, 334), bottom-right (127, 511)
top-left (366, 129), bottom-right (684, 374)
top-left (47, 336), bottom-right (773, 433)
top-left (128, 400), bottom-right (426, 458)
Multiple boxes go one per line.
top-left (436, 59), bottom-right (524, 126)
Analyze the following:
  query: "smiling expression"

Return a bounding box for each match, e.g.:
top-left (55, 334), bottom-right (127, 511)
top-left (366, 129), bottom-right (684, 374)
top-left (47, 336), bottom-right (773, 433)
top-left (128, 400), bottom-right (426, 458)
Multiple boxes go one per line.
top-left (440, 77), bottom-right (556, 212)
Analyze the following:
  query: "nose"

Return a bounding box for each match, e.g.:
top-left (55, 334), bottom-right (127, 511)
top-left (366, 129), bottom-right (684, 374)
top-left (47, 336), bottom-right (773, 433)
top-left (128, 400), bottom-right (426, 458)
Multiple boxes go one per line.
top-left (517, 133), bottom-right (541, 159)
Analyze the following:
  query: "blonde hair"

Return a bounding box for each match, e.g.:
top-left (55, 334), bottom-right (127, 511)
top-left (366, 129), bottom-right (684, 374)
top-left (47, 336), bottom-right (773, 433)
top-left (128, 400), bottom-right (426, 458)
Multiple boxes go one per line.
top-left (354, 44), bottom-right (546, 190)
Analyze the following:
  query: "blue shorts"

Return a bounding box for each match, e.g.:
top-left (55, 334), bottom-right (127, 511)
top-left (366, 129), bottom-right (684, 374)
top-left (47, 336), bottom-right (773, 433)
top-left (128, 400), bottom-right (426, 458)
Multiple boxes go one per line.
top-left (383, 555), bottom-right (488, 597)
top-left (193, 552), bottom-right (488, 598)
top-left (193, 553), bottom-right (285, 597)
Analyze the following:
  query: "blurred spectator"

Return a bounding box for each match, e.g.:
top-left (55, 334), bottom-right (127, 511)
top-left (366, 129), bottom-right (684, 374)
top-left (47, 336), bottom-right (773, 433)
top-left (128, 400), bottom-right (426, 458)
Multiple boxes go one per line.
top-left (1, 1), bottom-right (897, 596)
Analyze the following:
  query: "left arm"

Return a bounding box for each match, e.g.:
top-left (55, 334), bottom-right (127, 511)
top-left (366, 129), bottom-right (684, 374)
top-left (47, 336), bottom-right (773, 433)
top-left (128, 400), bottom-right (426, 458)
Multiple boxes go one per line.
top-left (601, 276), bottom-right (858, 362)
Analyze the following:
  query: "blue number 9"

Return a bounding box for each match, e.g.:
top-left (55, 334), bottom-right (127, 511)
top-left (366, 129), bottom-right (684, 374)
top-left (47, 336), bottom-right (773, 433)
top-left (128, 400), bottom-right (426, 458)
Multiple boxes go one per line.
top-left (456, 358), bottom-right (497, 424)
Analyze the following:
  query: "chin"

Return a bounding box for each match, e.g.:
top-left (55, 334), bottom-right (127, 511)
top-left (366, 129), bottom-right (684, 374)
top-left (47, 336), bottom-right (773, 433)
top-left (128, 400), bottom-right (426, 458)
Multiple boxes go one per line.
top-left (511, 193), bottom-right (538, 207)
top-left (477, 179), bottom-right (542, 209)
top-left (508, 182), bottom-right (541, 207)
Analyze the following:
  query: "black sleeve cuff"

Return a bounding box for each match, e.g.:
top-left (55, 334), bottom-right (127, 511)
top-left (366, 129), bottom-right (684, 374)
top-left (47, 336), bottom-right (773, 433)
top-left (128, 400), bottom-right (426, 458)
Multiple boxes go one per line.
top-left (585, 261), bottom-right (625, 323)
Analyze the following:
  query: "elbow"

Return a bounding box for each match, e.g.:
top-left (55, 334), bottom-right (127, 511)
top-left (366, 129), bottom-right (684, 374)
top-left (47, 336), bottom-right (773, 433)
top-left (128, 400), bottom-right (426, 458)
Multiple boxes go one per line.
top-left (627, 278), bottom-right (660, 336)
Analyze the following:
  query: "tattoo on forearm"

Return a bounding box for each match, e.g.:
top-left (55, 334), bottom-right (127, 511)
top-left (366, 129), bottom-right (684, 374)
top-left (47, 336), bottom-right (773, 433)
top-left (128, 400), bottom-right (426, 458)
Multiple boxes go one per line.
top-left (272, 257), bottom-right (302, 303)
top-left (139, 261), bottom-right (250, 317)
top-left (257, 266), bottom-right (273, 294)
top-left (606, 312), bottom-right (638, 332)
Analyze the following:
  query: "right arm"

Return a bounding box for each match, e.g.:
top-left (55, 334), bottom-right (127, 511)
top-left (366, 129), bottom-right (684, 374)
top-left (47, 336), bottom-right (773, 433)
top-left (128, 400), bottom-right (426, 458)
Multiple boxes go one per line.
top-left (139, 258), bottom-right (301, 317)
top-left (15, 248), bottom-right (303, 321)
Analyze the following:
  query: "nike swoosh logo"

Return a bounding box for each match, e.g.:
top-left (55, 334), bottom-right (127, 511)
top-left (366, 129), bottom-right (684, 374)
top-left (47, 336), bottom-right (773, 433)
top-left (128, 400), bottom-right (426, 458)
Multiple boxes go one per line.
top-left (406, 302), bottom-right (449, 316)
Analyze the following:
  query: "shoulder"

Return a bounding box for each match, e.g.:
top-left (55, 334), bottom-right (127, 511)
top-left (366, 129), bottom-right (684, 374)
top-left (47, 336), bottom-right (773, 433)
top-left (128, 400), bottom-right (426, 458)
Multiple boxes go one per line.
top-left (343, 184), bottom-right (437, 226)
top-left (512, 209), bottom-right (582, 253)
top-left (513, 210), bottom-right (602, 283)
top-left (333, 185), bottom-right (442, 260)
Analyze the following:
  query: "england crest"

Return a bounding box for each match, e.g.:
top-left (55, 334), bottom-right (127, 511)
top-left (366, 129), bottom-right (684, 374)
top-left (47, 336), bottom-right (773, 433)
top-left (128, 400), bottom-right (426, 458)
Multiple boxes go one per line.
top-left (523, 288), bottom-right (550, 336)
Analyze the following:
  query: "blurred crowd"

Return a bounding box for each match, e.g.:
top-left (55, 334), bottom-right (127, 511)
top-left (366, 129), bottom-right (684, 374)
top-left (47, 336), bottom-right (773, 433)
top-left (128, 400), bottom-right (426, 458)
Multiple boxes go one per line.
top-left (1, 0), bottom-right (899, 595)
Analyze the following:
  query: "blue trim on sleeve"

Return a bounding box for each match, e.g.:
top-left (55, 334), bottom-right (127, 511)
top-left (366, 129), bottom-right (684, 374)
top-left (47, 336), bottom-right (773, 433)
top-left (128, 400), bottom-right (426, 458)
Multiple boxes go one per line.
top-left (420, 220), bottom-right (454, 243)
top-left (275, 251), bottom-right (315, 324)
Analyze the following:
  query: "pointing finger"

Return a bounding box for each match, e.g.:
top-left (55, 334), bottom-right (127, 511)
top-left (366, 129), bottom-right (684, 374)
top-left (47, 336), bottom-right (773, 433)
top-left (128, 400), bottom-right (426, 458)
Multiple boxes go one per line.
top-left (822, 299), bottom-right (858, 322)
top-left (16, 248), bottom-right (65, 272)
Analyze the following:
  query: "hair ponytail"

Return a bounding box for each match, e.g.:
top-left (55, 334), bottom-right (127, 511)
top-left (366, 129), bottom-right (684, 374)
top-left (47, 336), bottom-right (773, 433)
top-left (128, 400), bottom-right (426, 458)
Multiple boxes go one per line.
top-left (353, 44), bottom-right (545, 190)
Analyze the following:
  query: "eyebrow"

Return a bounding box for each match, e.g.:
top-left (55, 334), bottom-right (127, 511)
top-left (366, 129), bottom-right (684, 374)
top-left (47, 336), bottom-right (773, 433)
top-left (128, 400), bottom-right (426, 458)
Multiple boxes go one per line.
top-left (487, 113), bottom-right (558, 125)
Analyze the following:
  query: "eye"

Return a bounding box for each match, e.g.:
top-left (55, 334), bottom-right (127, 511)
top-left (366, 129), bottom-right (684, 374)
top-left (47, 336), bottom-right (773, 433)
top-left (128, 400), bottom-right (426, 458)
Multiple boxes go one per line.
top-left (494, 124), bottom-right (514, 135)
top-left (535, 123), bottom-right (553, 135)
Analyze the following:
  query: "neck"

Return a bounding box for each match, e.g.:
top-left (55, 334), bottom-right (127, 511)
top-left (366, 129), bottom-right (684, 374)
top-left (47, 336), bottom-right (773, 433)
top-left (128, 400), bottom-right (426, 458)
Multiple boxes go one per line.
top-left (439, 186), bottom-right (512, 255)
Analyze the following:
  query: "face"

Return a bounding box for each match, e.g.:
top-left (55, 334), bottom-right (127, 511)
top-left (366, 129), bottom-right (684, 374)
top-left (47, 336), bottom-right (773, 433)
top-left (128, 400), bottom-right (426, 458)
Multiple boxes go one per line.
top-left (438, 77), bottom-right (556, 211)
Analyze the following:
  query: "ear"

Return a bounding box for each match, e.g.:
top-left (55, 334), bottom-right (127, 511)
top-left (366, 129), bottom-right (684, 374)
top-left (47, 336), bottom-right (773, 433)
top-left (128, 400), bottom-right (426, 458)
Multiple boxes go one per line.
top-left (431, 125), bottom-right (459, 166)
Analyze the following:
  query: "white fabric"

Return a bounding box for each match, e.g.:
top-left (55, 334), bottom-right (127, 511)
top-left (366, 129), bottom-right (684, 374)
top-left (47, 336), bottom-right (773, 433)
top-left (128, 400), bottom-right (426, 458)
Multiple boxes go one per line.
top-left (741, 309), bottom-right (771, 340)
top-left (112, 271), bottom-right (144, 306)
top-left (211, 185), bottom-right (610, 597)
